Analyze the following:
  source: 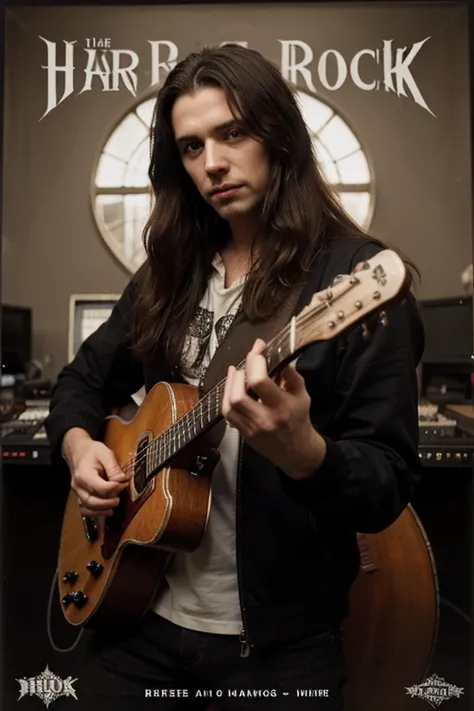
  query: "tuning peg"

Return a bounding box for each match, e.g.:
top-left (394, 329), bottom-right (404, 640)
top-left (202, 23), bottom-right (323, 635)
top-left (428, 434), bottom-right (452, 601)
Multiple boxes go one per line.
top-left (331, 274), bottom-right (345, 286)
top-left (379, 311), bottom-right (389, 327)
top-left (361, 323), bottom-right (371, 341)
top-left (352, 260), bottom-right (371, 274)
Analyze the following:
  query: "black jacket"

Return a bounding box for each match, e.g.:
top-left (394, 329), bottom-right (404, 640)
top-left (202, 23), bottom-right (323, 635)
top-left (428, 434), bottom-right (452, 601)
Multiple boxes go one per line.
top-left (45, 236), bottom-right (424, 648)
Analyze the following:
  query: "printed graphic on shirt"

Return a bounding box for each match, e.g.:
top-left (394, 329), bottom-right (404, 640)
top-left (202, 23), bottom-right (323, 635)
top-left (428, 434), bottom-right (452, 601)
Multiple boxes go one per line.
top-left (181, 308), bottom-right (238, 383)
top-left (215, 313), bottom-right (236, 346)
top-left (181, 307), bottom-right (213, 380)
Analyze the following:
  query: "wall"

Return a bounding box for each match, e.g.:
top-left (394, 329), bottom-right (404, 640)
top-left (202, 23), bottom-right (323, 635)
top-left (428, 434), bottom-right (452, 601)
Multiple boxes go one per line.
top-left (2, 2), bottom-right (472, 377)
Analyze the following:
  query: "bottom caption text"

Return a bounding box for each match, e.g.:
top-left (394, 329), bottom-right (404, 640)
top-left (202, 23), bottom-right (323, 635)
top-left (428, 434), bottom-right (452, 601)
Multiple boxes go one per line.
top-left (144, 689), bottom-right (330, 699)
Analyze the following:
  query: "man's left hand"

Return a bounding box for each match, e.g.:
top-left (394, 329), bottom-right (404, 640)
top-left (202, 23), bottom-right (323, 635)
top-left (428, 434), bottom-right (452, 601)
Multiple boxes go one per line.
top-left (221, 339), bottom-right (327, 479)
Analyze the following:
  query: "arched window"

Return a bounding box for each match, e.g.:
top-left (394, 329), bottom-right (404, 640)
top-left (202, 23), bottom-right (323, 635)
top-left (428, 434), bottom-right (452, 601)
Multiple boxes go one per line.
top-left (93, 91), bottom-right (374, 274)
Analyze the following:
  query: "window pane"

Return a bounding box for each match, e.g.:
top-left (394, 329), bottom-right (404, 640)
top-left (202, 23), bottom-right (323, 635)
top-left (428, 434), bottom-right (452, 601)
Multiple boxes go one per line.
top-left (317, 115), bottom-right (360, 161)
top-left (96, 154), bottom-right (127, 188)
top-left (123, 140), bottom-right (151, 188)
top-left (103, 113), bottom-right (149, 162)
top-left (339, 192), bottom-right (371, 228)
top-left (314, 139), bottom-right (340, 184)
top-left (296, 92), bottom-right (333, 133)
top-left (123, 194), bottom-right (150, 267)
top-left (95, 194), bottom-right (148, 271)
top-left (136, 98), bottom-right (156, 129)
top-left (95, 194), bottom-right (124, 231)
top-left (336, 150), bottom-right (370, 184)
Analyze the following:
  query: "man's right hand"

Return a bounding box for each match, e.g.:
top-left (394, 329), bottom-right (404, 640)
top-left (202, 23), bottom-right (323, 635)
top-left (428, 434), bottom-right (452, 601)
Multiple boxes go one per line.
top-left (61, 428), bottom-right (130, 518)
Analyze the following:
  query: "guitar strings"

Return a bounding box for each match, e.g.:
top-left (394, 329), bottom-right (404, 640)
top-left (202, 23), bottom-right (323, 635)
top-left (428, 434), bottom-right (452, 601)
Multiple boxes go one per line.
top-left (118, 291), bottom-right (351, 478)
top-left (118, 298), bottom-right (333, 479)
top-left (119, 353), bottom-right (270, 478)
top-left (118, 316), bottom-right (296, 478)
top-left (119, 279), bottom-right (361, 478)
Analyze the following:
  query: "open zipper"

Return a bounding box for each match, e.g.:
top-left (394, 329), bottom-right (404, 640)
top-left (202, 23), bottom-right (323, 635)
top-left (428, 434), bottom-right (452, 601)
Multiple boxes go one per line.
top-left (236, 435), bottom-right (251, 658)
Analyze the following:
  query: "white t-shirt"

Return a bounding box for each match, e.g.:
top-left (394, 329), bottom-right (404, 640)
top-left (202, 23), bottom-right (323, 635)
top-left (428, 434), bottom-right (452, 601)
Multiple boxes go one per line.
top-left (152, 253), bottom-right (245, 634)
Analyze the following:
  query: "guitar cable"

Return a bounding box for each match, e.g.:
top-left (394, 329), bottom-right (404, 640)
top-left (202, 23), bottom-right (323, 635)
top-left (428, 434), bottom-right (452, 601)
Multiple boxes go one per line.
top-left (440, 596), bottom-right (472, 627)
top-left (47, 567), bottom-right (84, 653)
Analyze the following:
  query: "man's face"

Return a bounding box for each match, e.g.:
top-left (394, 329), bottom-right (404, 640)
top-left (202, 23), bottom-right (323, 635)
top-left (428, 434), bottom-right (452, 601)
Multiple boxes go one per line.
top-left (171, 86), bottom-right (271, 226)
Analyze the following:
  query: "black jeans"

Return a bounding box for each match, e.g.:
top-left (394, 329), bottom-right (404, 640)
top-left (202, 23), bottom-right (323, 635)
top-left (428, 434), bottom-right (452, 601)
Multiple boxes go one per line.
top-left (59, 612), bottom-right (347, 710)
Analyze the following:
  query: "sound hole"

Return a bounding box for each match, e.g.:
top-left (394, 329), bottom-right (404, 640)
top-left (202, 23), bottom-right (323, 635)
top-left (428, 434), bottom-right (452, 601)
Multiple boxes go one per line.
top-left (134, 434), bottom-right (150, 495)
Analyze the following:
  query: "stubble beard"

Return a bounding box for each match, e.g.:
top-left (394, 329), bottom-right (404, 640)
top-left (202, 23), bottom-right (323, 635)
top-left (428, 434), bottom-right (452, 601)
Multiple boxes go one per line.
top-left (214, 192), bottom-right (262, 222)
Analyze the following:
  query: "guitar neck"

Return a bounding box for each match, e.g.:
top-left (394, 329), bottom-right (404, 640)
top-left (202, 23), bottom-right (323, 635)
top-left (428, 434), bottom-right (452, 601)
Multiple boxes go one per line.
top-left (146, 327), bottom-right (297, 474)
top-left (145, 249), bottom-right (408, 480)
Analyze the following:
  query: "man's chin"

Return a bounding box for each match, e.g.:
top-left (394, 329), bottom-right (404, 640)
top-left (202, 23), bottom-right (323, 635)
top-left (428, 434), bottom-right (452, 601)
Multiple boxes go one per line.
top-left (217, 203), bottom-right (254, 221)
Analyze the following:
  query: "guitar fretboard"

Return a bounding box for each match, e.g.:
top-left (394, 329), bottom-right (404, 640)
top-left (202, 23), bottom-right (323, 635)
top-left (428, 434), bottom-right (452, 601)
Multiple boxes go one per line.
top-left (137, 270), bottom-right (384, 485)
top-left (145, 329), bottom-right (296, 478)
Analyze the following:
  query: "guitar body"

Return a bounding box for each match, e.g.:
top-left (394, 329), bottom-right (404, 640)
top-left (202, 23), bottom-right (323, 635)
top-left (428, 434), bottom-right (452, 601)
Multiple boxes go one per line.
top-left (343, 505), bottom-right (438, 711)
top-left (58, 381), bottom-right (216, 627)
top-left (58, 384), bottom-right (439, 706)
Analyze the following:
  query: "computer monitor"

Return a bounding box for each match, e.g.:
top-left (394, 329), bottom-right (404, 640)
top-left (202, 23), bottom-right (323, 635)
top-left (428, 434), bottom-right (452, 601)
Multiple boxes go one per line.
top-left (68, 294), bottom-right (120, 362)
top-left (420, 296), bottom-right (473, 365)
top-left (1, 304), bottom-right (32, 374)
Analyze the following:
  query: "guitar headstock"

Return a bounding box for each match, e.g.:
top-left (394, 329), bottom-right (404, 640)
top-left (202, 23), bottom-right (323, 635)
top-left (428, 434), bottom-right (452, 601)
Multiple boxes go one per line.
top-left (294, 249), bottom-right (409, 348)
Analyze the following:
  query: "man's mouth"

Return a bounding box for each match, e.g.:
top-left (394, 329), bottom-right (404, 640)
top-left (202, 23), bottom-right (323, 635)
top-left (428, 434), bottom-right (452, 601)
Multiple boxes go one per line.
top-left (210, 185), bottom-right (242, 200)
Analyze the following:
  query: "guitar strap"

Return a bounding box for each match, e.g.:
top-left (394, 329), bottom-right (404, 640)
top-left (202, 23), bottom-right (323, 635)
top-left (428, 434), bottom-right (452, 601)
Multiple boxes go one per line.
top-left (195, 277), bottom-right (305, 452)
top-left (200, 248), bottom-right (327, 395)
top-left (193, 248), bottom-right (327, 451)
top-left (200, 280), bottom-right (306, 397)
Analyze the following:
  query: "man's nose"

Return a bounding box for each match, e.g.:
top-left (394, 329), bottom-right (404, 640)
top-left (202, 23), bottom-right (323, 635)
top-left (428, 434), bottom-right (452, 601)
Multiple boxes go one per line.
top-left (204, 141), bottom-right (229, 175)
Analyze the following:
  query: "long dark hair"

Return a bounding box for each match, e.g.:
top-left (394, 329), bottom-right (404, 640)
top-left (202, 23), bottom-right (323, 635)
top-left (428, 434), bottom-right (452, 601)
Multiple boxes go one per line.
top-left (133, 44), bottom-right (386, 365)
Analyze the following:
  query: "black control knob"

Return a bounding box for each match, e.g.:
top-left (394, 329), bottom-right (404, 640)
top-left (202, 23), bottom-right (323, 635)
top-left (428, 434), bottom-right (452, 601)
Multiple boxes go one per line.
top-left (86, 560), bottom-right (104, 578)
top-left (71, 590), bottom-right (88, 609)
top-left (61, 593), bottom-right (74, 606)
top-left (63, 570), bottom-right (79, 584)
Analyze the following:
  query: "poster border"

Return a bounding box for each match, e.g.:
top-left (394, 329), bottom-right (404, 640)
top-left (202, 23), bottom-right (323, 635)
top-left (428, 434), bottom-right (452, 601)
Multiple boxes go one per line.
top-left (0, 2), bottom-right (472, 710)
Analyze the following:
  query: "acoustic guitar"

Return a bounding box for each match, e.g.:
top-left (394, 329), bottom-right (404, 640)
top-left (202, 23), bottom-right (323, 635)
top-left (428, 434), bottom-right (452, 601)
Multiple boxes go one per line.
top-left (57, 249), bottom-right (438, 709)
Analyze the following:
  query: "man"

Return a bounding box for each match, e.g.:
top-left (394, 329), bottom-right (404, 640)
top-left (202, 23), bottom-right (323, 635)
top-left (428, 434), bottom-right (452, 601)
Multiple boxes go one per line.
top-left (45, 44), bottom-right (424, 709)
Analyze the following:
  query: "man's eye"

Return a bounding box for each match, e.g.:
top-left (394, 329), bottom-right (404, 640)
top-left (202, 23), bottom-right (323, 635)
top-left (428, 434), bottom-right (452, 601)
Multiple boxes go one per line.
top-left (227, 129), bottom-right (243, 140)
top-left (185, 142), bottom-right (201, 154)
